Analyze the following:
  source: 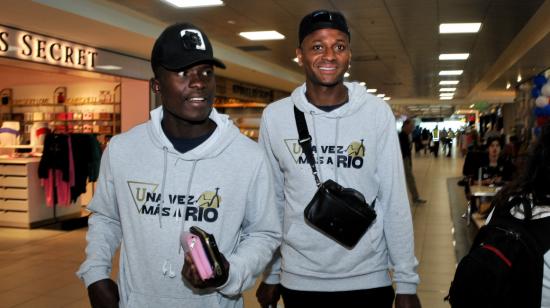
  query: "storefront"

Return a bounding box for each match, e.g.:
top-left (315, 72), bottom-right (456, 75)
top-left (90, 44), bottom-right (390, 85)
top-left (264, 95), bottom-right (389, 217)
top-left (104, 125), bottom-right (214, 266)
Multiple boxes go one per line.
top-left (0, 24), bottom-right (151, 228)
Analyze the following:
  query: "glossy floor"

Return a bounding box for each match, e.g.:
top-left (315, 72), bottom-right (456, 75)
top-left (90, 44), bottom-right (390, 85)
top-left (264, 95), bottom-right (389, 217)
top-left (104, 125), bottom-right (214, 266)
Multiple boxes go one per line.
top-left (0, 151), bottom-right (462, 308)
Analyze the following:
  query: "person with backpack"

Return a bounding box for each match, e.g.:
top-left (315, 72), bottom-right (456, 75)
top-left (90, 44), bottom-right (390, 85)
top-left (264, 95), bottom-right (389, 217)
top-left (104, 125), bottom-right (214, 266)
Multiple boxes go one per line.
top-left (447, 122), bottom-right (550, 308)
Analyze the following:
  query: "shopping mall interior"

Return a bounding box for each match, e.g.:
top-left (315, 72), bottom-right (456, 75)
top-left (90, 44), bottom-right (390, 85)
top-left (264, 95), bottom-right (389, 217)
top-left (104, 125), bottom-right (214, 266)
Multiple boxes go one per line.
top-left (0, 0), bottom-right (549, 307)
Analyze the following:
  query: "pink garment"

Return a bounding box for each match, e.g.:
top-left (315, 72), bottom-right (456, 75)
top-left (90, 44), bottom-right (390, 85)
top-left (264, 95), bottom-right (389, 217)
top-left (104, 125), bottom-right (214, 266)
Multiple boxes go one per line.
top-left (41, 170), bottom-right (71, 207)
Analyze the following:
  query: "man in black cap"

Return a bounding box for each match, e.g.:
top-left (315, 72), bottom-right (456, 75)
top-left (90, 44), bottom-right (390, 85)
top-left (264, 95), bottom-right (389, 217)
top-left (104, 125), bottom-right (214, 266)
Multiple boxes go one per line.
top-left (256, 10), bottom-right (421, 308)
top-left (77, 23), bottom-right (281, 307)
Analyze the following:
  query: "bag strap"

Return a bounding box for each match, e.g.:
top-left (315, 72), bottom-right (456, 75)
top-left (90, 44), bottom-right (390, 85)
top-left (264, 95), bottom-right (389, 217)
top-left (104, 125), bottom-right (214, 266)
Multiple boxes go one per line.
top-left (293, 106), bottom-right (321, 187)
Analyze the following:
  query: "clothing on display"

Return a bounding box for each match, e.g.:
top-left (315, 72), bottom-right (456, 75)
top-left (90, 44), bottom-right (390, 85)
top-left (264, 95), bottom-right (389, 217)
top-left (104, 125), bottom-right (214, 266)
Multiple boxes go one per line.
top-left (38, 133), bottom-right (102, 207)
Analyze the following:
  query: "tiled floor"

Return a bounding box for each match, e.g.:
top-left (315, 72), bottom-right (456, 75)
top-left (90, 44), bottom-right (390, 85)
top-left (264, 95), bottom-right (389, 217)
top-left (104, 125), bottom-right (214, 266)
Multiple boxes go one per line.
top-left (0, 150), bottom-right (463, 308)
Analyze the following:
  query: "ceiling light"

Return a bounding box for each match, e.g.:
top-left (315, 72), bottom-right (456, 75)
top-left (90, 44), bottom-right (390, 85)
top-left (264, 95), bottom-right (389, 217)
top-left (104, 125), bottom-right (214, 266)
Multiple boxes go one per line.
top-left (517, 74), bottom-right (522, 82)
top-left (439, 53), bottom-right (470, 60)
top-left (344, 72), bottom-right (350, 78)
top-left (162, 0), bottom-right (224, 8)
top-left (440, 97), bottom-right (453, 100)
top-left (439, 23), bottom-right (482, 34)
top-left (383, 97), bottom-right (391, 101)
top-left (292, 57), bottom-right (299, 63)
top-left (439, 70), bottom-right (463, 76)
top-left (239, 31), bottom-right (285, 41)
top-left (440, 94), bottom-right (454, 98)
top-left (366, 88), bottom-right (377, 93)
top-left (439, 87), bottom-right (456, 92)
top-left (95, 65), bottom-right (122, 70)
top-left (506, 82), bottom-right (511, 90)
top-left (359, 82), bottom-right (366, 86)
top-left (469, 104), bottom-right (475, 108)
top-left (377, 94), bottom-right (385, 98)
top-left (439, 80), bottom-right (460, 85)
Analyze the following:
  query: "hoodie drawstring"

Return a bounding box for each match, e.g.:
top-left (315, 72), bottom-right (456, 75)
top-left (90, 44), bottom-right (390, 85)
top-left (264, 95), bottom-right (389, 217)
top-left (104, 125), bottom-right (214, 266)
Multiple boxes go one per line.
top-left (334, 117), bottom-right (341, 183)
top-left (159, 146), bottom-right (169, 228)
top-left (178, 160), bottom-right (198, 254)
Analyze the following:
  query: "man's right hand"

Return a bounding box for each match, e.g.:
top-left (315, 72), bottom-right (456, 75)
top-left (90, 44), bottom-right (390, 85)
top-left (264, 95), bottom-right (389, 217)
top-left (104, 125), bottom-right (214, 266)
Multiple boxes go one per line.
top-left (87, 279), bottom-right (119, 308)
top-left (256, 282), bottom-right (280, 308)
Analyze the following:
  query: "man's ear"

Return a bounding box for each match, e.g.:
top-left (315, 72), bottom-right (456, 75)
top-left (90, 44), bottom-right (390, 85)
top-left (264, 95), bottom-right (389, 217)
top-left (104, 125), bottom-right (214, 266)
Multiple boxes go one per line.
top-left (295, 48), bottom-right (303, 66)
top-left (150, 78), bottom-right (160, 93)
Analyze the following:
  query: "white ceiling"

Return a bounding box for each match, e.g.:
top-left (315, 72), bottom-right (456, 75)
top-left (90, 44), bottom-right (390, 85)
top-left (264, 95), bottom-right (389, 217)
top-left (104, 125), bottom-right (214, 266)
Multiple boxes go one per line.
top-left (1, 0), bottom-right (549, 118)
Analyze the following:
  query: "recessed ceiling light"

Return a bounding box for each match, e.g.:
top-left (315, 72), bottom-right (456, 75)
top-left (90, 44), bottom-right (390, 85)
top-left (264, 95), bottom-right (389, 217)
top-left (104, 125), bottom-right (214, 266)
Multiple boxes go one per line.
top-left (506, 82), bottom-right (511, 90)
top-left (359, 82), bottom-right (366, 86)
top-left (383, 97), bottom-right (391, 101)
top-left (439, 80), bottom-right (460, 85)
top-left (439, 53), bottom-right (470, 60)
top-left (162, 0), bottom-right (224, 8)
top-left (439, 88), bottom-right (456, 92)
top-left (239, 31), bottom-right (285, 41)
top-left (95, 65), bottom-right (122, 70)
top-left (344, 72), bottom-right (350, 78)
top-left (470, 104), bottom-right (475, 108)
top-left (439, 23), bottom-right (482, 34)
top-left (439, 70), bottom-right (464, 76)
top-left (367, 88), bottom-right (377, 93)
top-left (292, 57), bottom-right (299, 63)
top-left (227, 20), bottom-right (236, 25)
top-left (440, 93), bottom-right (454, 97)
top-left (440, 97), bottom-right (453, 100)
top-left (377, 94), bottom-right (385, 98)
top-left (517, 74), bottom-right (522, 82)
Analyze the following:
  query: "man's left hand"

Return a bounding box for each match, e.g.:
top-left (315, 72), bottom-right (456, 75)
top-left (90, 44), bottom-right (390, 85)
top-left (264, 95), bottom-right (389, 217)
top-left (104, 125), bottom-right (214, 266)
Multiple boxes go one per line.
top-left (181, 252), bottom-right (230, 289)
top-left (395, 294), bottom-right (421, 308)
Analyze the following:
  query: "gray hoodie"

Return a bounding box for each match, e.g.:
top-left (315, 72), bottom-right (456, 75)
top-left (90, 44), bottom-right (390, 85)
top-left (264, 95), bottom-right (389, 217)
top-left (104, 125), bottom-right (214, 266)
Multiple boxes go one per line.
top-left (77, 106), bottom-right (282, 307)
top-left (259, 82), bottom-right (419, 293)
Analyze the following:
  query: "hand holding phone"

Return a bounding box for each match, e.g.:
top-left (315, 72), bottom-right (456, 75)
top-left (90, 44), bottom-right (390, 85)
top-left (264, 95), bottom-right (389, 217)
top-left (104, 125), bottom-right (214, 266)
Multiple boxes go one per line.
top-left (181, 226), bottom-right (229, 288)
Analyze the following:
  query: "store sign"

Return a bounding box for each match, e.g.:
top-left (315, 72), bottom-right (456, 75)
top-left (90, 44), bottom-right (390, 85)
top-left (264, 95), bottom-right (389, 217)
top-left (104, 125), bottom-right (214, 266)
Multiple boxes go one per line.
top-left (0, 24), bottom-right (97, 70)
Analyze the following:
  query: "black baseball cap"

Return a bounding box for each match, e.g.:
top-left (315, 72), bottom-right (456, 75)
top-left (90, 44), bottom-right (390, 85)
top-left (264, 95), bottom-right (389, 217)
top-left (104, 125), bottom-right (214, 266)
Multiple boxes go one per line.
top-left (299, 10), bottom-right (350, 45)
top-left (151, 23), bottom-right (226, 72)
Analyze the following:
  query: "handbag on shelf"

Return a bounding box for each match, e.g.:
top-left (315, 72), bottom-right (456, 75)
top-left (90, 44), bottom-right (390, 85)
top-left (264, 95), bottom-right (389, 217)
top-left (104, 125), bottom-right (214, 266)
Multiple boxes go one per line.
top-left (294, 106), bottom-right (377, 249)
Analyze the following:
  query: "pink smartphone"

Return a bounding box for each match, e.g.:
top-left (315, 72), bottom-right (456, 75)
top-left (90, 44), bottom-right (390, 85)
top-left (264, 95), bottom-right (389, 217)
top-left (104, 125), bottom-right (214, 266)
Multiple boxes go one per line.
top-left (181, 232), bottom-right (214, 280)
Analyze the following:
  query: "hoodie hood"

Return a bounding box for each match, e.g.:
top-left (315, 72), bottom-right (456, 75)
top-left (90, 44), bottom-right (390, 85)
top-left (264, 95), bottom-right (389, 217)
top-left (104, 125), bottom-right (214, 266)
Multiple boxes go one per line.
top-left (147, 106), bottom-right (240, 160)
top-left (292, 81), bottom-right (370, 118)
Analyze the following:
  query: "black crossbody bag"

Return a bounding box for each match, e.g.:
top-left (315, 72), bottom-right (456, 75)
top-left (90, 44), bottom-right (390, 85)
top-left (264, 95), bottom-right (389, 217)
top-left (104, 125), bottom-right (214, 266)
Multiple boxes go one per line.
top-left (294, 106), bottom-right (377, 249)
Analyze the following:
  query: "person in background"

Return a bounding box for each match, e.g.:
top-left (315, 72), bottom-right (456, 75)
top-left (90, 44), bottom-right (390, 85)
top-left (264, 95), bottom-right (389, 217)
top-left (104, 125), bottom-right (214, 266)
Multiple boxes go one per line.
top-left (471, 136), bottom-right (514, 186)
top-left (399, 119), bottom-right (427, 204)
top-left (432, 125), bottom-right (440, 157)
top-left (421, 128), bottom-right (431, 155)
top-left (412, 125), bottom-right (422, 154)
top-left (440, 128), bottom-right (448, 154)
top-left (76, 23), bottom-right (281, 308)
top-left (446, 129), bottom-right (455, 157)
top-left (467, 136), bottom-right (515, 216)
top-left (256, 9), bottom-right (421, 308)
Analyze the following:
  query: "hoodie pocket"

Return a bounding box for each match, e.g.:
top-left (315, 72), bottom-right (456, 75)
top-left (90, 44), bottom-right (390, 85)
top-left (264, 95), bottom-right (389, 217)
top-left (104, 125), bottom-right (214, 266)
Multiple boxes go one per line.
top-left (126, 291), bottom-right (221, 308)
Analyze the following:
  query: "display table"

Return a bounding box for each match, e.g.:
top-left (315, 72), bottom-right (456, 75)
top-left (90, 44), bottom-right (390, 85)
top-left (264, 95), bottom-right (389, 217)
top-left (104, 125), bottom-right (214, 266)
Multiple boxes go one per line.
top-left (470, 185), bottom-right (500, 198)
top-left (0, 158), bottom-right (81, 228)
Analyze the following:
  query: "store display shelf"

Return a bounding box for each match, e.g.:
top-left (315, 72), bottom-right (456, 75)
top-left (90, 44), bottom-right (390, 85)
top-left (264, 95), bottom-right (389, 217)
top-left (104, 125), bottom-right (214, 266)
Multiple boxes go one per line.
top-left (65, 102), bottom-right (120, 106)
top-left (24, 119), bottom-right (115, 123)
top-left (214, 102), bottom-right (267, 108)
top-left (0, 145), bottom-right (43, 149)
top-left (13, 104), bottom-right (65, 107)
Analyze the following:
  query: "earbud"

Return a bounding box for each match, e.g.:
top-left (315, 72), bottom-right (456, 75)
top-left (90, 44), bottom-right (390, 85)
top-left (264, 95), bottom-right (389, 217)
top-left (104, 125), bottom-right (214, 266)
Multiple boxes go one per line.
top-left (168, 264), bottom-right (176, 278)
